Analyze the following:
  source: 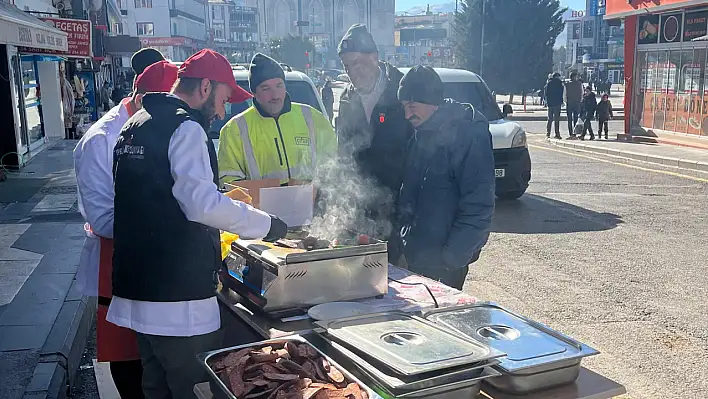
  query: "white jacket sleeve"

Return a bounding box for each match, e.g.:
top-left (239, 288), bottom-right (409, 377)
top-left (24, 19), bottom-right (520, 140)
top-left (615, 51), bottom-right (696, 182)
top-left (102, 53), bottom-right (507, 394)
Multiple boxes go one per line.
top-left (168, 121), bottom-right (272, 239)
top-left (74, 135), bottom-right (115, 238)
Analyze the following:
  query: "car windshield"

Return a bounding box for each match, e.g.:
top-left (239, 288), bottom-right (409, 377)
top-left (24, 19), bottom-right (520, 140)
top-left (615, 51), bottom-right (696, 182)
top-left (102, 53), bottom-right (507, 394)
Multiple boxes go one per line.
top-left (209, 80), bottom-right (322, 134)
top-left (442, 82), bottom-right (503, 121)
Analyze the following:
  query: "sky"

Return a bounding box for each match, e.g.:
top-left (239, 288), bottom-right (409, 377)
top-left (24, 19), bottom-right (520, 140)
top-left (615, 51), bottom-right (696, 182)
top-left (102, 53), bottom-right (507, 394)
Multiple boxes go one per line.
top-left (395, 0), bottom-right (586, 13)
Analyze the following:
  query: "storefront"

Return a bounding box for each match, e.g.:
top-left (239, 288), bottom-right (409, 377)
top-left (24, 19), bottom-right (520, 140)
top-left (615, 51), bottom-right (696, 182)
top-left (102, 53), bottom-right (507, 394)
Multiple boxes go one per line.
top-left (606, 0), bottom-right (708, 138)
top-left (0, 1), bottom-right (67, 168)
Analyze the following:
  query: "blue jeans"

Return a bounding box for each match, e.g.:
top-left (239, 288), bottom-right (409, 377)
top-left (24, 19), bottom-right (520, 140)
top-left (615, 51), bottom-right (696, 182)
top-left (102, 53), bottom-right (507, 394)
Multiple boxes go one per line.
top-left (566, 103), bottom-right (581, 135)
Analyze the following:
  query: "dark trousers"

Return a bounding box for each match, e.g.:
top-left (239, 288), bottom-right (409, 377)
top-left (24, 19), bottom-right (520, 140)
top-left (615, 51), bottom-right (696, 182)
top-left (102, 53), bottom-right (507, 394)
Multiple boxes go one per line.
top-left (103, 102), bottom-right (110, 112)
top-left (546, 105), bottom-right (561, 136)
top-left (581, 118), bottom-right (594, 139)
top-left (566, 103), bottom-right (581, 135)
top-left (136, 329), bottom-right (223, 399)
top-left (110, 360), bottom-right (145, 399)
top-left (598, 118), bottom-right (609, 137)
top-left (409, 265), bottom-right (470, 291)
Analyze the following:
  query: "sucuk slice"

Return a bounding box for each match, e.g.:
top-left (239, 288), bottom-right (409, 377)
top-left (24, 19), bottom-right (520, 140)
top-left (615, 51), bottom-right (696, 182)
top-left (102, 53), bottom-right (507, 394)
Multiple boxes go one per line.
top-left (314, 359), bottom-right (329, 381)
top-left (326, 366), bottom-right (345, 384)
top-left (252, 352), bottom-right (280, 363)
top-left (285, 342), bottom-right (299, 358)
top-left (261, 346), bottom-right (273, 354)
top-left (263, 373), bottom-right (300, 381)
top-left (301, 386), bottom-right (324, 399)
top-left (228, 369), bottom-right (248, 397)
top-left (275, 349), bottom-right (290, 358)
top-left (302, 359), bottom-right (317, 376)
top-left (215, 348), bottom-right (252, 370)
top-left (342, 383), bottom-right (363, 399)
top-left (261, 364), bottom-right (282, 375)
top-left (278, 359), bottom-right (313, 378)
top-left (297, 344), bottom-right (319, 359)
top-left (310, 382), bottom-right (338, 390)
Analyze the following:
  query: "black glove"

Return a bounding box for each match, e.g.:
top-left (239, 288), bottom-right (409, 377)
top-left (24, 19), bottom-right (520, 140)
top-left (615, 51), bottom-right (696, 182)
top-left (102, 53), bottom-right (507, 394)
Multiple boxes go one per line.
top-left (263, 215), bottom-right (287, 242)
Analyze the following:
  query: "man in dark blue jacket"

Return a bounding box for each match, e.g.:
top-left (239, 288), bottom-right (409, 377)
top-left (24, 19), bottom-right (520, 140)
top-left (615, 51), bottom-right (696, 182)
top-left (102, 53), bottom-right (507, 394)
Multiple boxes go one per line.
top-left (544, 72), bottom-right (564, 139)
top-left (390, 66), bottom-right (495, 290)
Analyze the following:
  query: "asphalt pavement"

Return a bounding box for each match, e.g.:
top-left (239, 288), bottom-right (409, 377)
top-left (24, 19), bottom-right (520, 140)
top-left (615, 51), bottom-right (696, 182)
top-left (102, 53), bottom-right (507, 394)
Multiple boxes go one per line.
top-left (467, 124), bottom-right (708, 398)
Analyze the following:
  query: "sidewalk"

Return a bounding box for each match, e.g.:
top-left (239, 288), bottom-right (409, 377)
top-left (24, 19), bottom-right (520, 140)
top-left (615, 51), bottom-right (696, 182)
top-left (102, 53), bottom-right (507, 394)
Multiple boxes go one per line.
top-left (0, 139), bottom-right (94, 399)
top-left (544, 136), bottom-right (708, 174)
top-left (509, 108), bottom-right (625, 121)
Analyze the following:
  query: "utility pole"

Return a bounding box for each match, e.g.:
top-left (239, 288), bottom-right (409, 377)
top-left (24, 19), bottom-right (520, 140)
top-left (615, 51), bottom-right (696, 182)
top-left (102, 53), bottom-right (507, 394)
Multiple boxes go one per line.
top-left (479, 0), bottom-right (485, 76)
top-left (297, 0), bottom-right (303, 37)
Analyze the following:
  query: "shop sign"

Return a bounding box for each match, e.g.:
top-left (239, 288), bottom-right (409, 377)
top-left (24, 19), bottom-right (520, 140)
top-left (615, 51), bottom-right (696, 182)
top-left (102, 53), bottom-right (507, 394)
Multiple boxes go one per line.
top-left (19, 18), bottom-right (91, 57)
top-left (638, 14), bottom-right (659, 44)
top-left (232, 5), bottom-right (257, 13)
top-left (564, 10), bottom-right (584, 21)
top-left (140, 37), bottom-right (193, 47)
top-left (660, 13), bottom-right (683, 43)
top-left (596, 0), bottom-right (606, 16)
top-left (683, 10), bottom-right (708, 42)
top-left (588, 0), bottom-right (598, 16)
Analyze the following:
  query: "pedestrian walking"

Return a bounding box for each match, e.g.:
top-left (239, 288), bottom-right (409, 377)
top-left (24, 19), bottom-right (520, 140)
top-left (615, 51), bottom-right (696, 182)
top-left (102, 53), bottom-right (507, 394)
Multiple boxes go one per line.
top-left (544, 72), bottom-right (564, 139)
top-left (321, 79), bottom-right (334, 122)
top-left (391, 65), bottom-right (495, 289)
top-left (100, 81), bottom-right (111, 111)
top-left (580, 86), bottom-right (598, 140)
top-left (596, 93), bottom-right (613, 140)
top-left (565, 72), bottom-right (583, 138)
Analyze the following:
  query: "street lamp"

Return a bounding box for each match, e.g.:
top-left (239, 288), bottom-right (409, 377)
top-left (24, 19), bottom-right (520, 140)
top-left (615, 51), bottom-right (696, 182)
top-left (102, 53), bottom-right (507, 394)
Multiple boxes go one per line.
top-left (480, 0), bottom-right (485, 76)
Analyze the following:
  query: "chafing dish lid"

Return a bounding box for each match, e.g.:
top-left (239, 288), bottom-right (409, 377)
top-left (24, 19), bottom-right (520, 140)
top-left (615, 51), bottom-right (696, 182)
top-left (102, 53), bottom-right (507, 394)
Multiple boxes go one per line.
top-left (423, 303), bottom-right (599, 372)
top-left (317, 311), bottom-right (504, 376)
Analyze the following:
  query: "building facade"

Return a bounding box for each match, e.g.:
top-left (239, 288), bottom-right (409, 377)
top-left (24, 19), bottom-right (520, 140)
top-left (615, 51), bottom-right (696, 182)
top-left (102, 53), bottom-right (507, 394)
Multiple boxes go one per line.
top-left (606, 0), bottom-right (708, 139)
top-left (394, 10), bottom-right (453, 67)
top-left (207, 0), bottom-right (257, 64)
top-left (116, 0), bottom-right (208, 61)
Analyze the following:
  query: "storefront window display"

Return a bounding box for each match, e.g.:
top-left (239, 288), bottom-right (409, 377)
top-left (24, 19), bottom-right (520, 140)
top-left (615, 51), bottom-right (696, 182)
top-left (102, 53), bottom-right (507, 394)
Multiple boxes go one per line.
top-left (21, 59), bottom-right (44, 149)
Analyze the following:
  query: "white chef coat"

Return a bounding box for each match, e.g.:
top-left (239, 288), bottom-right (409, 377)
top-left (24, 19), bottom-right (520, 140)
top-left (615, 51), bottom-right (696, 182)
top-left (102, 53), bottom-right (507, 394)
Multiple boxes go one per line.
top-left (107, 119), bottom-right (272, 337)
top-left (73, 102), bottom-right (129, 297)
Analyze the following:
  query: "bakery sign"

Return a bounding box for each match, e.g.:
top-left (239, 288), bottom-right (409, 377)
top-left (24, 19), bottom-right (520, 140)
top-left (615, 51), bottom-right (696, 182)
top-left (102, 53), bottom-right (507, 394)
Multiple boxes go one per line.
top-left (0, 19), bottom-right (66, 52)
top-left (19, 18), bottom-right (92, 58)
top-left (140, 37), bottom-right (194, 47)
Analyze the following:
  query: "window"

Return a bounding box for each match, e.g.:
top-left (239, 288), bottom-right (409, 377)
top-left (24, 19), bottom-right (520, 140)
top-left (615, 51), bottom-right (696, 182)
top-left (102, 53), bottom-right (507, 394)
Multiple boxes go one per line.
top-left (112, 22), bottom-right (124, 34)
top-left (213, 5), bottom-right (224, 19)
top-left (137, 22), bottom-right (154, 35)
top-left (215, 28), bottom-right (224, 39)
top-left (134, 0), bottom-right (152, 8)
top-left (117, 0), bottom-right (125, 8)
top-left (583, 20), bottom-right (594, 39)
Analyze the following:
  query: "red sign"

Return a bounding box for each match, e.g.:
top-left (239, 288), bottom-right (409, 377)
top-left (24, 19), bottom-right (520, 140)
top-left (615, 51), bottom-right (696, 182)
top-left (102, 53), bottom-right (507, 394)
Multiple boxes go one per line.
top-left (140, 37), bottom-right (193, 47)
top-left (606, 0), bottom-right (697, 18)
top-left (19, 18), bottom-right (92, 58)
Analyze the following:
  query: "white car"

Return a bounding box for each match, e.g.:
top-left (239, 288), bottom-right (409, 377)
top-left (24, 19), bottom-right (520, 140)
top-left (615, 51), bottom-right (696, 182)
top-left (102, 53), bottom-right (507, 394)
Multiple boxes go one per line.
top-left (399, 68), bottom-right (531, 200)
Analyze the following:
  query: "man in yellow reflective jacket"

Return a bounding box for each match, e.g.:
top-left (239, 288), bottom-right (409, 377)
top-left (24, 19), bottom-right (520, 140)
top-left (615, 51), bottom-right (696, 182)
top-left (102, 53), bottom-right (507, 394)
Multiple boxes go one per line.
top-left (218, 53), bottom-right (336, 185)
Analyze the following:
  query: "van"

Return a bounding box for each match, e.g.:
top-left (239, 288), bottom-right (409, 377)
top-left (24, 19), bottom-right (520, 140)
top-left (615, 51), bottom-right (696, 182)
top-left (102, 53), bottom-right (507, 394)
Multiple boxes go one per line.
top-left (400, 68), bottom-right (531, 200)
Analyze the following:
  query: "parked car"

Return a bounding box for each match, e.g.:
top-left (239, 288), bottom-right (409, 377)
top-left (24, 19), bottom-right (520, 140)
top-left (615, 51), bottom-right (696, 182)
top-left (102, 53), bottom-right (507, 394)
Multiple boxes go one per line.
top-left (399, 67), bottom-right (531, 200)
top-left (323, 69), bottom-right (343, 80)
top-left (336, 73), bottom-right (350, 82)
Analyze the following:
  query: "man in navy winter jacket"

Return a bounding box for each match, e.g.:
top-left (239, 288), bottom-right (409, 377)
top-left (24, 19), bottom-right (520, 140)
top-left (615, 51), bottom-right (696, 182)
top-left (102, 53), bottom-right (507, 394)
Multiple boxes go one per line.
top-left (389, 66), bottom-right (495, 290)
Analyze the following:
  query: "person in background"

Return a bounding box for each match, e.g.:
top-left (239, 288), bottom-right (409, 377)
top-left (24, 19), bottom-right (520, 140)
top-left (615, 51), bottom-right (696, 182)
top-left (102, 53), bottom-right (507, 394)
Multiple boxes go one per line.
top-left (544, 72), bottom-right (564, 139)
top-left (336, 23), bottom-right (414, 241)
top-left (321, 79), bottom-right (334, 123)
top-left (565, 71), bottom-right (583, 138)
top-left (109, 49), bottom-right (287, 399)
top-left (60, 62), bottom-right (76, 139)
top-left (74, 57), bottom-right (175, 398)
top-left (100, 81), bottom-right (111, 112)
top-left (595, 93), bottom-right (613, 140)
top-left (580, 86), bottom-right (598, 140)
top-left (218, 53), bottom-right (336, 185)
top-left (111, 82), bottom-right (125, 106)
top-left (391, 66), bottom-right (495, 289)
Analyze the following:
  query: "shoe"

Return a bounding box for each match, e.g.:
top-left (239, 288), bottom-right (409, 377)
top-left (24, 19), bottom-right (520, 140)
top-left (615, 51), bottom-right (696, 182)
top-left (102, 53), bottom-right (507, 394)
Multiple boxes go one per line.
top-left (579, 136), bottom-right (585, 140)
top-left (554, 135), bottom-right (562, 140)
top-left (605, 135), bottom-right (609, 140)
top-left (589, 136), bottom-right (595, 140)
top-left (546, 134), bottom-right (550, 138)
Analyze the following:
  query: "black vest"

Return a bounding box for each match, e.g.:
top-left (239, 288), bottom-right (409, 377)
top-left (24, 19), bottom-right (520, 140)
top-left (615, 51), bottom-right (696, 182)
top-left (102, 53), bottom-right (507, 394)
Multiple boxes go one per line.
top-left (112, 93), bottom-right (221, 302)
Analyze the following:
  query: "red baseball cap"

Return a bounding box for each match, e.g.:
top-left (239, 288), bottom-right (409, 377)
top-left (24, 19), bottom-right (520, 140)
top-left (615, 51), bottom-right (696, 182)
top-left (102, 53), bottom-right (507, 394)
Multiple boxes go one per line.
top-left (134, 60), bottom-right (178, 93)
top-left (178, 49), bottom-right (252, 103)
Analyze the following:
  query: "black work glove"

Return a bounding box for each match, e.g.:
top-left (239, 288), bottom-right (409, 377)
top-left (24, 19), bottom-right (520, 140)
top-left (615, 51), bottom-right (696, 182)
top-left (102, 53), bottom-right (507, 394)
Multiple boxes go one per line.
top-left (263, 215), bottom-right (287, 242)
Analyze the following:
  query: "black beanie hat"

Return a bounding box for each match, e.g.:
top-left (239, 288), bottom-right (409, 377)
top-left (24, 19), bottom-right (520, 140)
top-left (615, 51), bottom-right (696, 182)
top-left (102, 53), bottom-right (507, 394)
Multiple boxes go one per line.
top-left (338, 24), bottom-right (378, 55)
top-left (131, 48), bottom-right (165, 75)
top-left (398, 65), bottom-right (444, 106)
top-left (249, 53), bottom-right (285, 90)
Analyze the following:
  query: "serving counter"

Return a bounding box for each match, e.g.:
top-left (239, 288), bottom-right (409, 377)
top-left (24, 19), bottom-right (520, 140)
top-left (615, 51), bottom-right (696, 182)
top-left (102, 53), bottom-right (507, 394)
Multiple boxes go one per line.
top-left (213, 266), bottom-right (626, 399)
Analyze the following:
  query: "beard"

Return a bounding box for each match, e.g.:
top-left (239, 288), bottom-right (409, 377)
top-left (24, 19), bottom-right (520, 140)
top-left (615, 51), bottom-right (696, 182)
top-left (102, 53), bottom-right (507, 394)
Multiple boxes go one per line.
top-left (200, 89), bottom-right (219, 123)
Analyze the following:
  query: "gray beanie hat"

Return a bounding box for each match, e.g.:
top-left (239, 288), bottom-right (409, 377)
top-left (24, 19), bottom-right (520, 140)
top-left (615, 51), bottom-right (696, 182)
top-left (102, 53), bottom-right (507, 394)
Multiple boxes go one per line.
top-left (249, 53), bottom-right (285, 90)
top-left (338, 24), bottom-right (378, 55)
top-left (398, 65), bottom-right (444, 106)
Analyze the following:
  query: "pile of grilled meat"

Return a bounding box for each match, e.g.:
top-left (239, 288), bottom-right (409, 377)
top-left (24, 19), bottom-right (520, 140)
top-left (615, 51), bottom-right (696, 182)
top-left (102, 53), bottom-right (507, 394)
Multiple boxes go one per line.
top-left (210, 341), bottom-right (369, 399)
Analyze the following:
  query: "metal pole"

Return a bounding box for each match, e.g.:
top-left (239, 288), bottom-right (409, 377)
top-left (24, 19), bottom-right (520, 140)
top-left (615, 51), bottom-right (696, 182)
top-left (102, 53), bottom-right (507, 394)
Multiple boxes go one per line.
top-left (298, 0), bottom-right (303, 37)
top-left (479, 0), bottom-right (485, 76)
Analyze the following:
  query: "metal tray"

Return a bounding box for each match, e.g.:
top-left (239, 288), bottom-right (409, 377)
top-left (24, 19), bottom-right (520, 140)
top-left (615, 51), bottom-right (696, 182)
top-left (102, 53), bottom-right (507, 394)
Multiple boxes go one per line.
top-left (316, 311), bottom-right (505, 376)
top-left (320, 334), bottom-right (501, 396)
top-left (233, 239), bottom-right (388, 265)
top-left (196, 335), bottom-right (382, 399)
top-left (423, 302), bottom-right (599, 394)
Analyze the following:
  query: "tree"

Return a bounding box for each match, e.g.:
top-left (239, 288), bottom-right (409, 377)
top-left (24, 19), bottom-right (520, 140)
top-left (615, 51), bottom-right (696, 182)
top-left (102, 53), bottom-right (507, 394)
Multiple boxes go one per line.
top-left (454, 0), bottom-right (566, 97)
top-left (553, 46), bottom-right (567, 72)
top-left (268, 35), bottom-right (315, 71)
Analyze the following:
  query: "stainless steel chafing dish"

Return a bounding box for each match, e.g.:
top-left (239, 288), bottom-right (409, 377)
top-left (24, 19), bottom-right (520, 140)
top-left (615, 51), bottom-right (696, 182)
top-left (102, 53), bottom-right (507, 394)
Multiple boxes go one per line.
top-left (222, 237), bottom-right (388, 312)
top-left (315, 311), bottom-right (505, 398)
top-left (423, 302), bottom-right (600, 394)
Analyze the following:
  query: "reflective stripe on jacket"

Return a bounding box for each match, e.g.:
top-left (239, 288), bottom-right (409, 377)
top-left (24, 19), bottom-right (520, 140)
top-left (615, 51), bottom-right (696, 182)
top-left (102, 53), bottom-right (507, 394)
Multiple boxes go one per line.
top-left (218, 101), bottom-right (337, 185)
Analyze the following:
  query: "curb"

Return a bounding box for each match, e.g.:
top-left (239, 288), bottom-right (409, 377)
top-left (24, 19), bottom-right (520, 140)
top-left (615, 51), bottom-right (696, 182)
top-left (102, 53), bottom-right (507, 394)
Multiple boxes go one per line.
top-left (546, 139), bottom-right (708, 173)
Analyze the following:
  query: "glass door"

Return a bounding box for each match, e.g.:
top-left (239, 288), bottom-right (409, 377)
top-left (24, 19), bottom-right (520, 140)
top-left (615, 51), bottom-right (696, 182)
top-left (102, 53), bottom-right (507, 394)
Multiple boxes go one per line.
top-left (21, 58), bottom-right (44, 151)
top-left (10, 54), bottom-right (29, 156)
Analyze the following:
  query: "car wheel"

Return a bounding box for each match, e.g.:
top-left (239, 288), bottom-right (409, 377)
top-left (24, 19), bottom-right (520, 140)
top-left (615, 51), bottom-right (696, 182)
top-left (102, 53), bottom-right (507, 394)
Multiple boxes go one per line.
top-left (496, 189), bottom-right (526, 200)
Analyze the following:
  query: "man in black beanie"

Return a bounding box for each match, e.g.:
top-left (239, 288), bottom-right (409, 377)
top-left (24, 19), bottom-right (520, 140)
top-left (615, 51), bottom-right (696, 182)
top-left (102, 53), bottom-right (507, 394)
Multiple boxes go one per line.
top-left (130, 48), bottom-right (165, 90)
top-left (389, 65), bottom-right (496, 290)
top-left (336, 23), bottom-right (413, 242)
top-left (218, 52), bottom-right (336, 185)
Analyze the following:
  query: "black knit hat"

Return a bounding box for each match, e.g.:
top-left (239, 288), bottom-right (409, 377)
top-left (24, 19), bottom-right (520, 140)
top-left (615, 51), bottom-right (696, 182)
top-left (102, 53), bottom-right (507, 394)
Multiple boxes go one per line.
top-left (131, 48), bottom-right (165, 75)
top-left (249, 53), bottom-right (285, 90)
top-left (398, 65), bottom-right (444, 106)
top-left (338, 24), bottom-right (378, 55)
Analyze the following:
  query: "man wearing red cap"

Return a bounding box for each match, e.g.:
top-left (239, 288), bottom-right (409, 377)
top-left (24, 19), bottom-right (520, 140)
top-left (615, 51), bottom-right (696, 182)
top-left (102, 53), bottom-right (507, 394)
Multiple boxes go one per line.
top-left (73, 58), bottom-right (177, 398)
top-left (108, 49), bottom-right (287, 398)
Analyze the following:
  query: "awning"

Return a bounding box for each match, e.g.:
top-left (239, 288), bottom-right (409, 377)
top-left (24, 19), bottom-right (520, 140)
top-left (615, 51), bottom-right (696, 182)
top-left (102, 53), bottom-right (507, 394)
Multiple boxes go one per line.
top-left (0, 2), bottom-right (67, 52)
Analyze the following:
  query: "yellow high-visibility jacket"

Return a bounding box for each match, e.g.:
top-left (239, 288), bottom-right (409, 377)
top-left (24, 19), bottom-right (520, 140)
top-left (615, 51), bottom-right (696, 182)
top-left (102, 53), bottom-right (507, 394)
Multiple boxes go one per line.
top-left (218, 100), bottom-right (337, 185)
